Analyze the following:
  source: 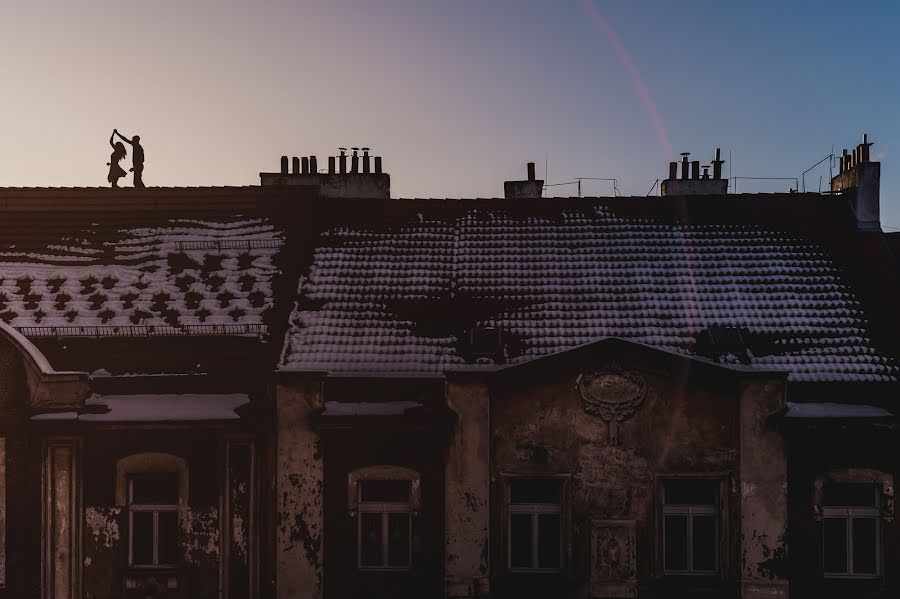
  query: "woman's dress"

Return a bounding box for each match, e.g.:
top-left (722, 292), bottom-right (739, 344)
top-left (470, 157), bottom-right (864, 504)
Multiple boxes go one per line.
top-left (108, 154), bottom-right (127, 183)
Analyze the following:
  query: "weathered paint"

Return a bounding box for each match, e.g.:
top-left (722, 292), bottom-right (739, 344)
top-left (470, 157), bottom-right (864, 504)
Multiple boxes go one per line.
top-left (181, 507), bottom-right (220, 565)
top-left (489, 343), bottom-right (748, 596)
top-left (43, 440), bottom-right (81, 599)
top-left (84, 506), bottom-right (121, 549)
top-left (444, 377), bottom-right (491, 598)
top-left (276, 379), bottom-right (324, 598)
top-left (739, 378), bottom-right (789, 599)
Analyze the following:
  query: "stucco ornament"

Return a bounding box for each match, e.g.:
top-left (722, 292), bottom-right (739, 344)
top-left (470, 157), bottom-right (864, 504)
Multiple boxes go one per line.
top-left (591, 520), bottom-right (637, 598)
top-left (577, 367), bottom-right (647, 445)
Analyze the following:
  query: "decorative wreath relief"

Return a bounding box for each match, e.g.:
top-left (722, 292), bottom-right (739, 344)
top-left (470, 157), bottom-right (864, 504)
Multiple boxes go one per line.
top-left (576, 368), bottom-right (647, 445)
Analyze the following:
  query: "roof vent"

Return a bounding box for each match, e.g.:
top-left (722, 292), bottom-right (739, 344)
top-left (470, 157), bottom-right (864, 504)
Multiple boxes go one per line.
top-left (694, 326), bottom-right (751, 364)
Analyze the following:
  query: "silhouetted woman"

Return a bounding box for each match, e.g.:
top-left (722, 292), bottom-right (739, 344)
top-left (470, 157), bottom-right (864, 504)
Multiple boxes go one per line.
top-left (107, 131), bottom-right (127, 187)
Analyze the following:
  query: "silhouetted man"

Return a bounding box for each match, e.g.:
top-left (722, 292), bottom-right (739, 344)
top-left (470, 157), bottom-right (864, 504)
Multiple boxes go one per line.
top-left (114, 129), bottom-right (145, 188)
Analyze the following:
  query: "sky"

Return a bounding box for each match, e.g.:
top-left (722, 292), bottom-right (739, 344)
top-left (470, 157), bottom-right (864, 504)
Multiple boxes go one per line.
top-left (1, 1), bottom-right (899, 226)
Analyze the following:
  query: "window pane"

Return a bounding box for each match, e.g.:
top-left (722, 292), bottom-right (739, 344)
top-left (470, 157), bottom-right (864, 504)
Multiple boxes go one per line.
top-left (537, 513), bottom-right (561, 569)
top-left (387, 513), bottom-right (411, 567)
top-left (664, 515), bottom-right (688, 571)
top-left (664, 480), bottom-right (717, 506)
top-left (692, 515), bottom-right (717, 571)
top-left (510, 479), bottom-right (561, 504)
top-left (131, 473), bottom-right (179, 505)
top-left (132, 511), bottom-right (154, 565)
top-left (360, 480), bottom-right (410, 503)
top-left (852, 518), bottom-right (877, 575)
top-left (157, 511), bottom-right (179, 565)
top-left (823, 518), bottom-right (848, 574)
top-left (510, 513), bottom-right (533, 568)
top-left (824, 485), bottom-right (877, 508)
top-left (360, 513), bottom-right (383, 567)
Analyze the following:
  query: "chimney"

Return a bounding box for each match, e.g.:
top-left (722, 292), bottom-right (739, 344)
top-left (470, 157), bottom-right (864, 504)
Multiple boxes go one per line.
top-left (712, 148), bottom-right (724, 180)
top-left (831, 133), bottom-right (880, 230)
top-left (661, 148), bottom-right (728, 196)
top-left (260, 147), bottom-right (391, 199)
top-left (504, 162), bottom-right (544, 199)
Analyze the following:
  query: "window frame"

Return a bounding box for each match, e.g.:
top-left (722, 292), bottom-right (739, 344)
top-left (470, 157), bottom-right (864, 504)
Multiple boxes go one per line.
top-left (356, 482), bottom-right (413, 571)
top-left (505, 476), bottom-right (566, 574)
top-left (822, 488), bottom-right (881, 579)
top-left (661, 478), bottom-right (721, 576)
top-left (127, 474), bottom-right (180, 569)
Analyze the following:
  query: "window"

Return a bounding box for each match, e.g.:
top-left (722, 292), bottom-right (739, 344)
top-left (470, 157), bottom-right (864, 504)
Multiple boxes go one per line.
top-left (823, 484), bottom-right (880, 578)
top-left (508, 478), bottom-right (562, 572)
top-left (128, 472), bottom-right (179, 567)
top-left (357, 480), bottom-right (412, 570)
top-left (663, 480), bottom-right (719, 575)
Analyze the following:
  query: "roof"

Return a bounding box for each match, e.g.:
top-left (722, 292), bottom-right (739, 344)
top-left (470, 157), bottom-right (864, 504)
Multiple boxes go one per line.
top-left (31, 392), bottom-right (249, 422)
top-left (0, 187), bottom-right (305, 372)
top-left (784, 401), bottom-right (893, 419)
top-left (280, 195), bottom-right (899, 382)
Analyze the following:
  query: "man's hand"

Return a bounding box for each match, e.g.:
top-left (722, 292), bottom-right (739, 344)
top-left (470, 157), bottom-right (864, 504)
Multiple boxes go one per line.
top-left (129, 168), bottom-right (134, 172)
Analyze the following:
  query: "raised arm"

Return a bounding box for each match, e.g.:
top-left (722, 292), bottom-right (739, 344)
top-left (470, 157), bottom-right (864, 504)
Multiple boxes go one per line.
top-left (109, 131), bottom-right (116, 149)
top-left (115, 130), bottom-right (133, 146)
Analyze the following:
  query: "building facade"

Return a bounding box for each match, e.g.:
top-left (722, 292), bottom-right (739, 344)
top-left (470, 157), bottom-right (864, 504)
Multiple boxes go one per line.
top-left (0, 141), bottom-right (897, 598)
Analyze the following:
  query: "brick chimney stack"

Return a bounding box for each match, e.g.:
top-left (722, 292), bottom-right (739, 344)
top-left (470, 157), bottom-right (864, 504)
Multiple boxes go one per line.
top-left (260, 147), bottom-right (390, 199)
top-left (661, 148), bottom-right (728, 196)
top-left (504, 162), bottom-right (544, 199)
top-left (831, 133), bottom-right (880, 230)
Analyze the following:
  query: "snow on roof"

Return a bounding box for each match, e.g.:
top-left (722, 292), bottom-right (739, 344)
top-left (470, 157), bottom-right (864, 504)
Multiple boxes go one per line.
top-left (785, 402), bottom-right (893, 419)
top-left (0, 216), bottom-right (283, 336)
top-left (31, 393), bottom-right (249, 422)
top-left (322, 401), bottom-right (422, 416)
top-left (281, 202), bottom-right (898, 382)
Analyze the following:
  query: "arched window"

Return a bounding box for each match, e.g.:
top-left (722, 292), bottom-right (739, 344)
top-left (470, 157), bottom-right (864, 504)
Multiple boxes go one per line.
top-left (116, 453), bottom-right (188, 568)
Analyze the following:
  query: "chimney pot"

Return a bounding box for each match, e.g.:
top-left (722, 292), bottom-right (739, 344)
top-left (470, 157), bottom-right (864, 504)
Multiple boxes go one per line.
top-left (681, 153), bottom-right (690, 180)
top-left (668, 162), bottom-right (678, 180)
top-left (375, 156), bottom-right (383, 174)
top-left (527, 162), bottom-right (536, 181)
top-left (291, 157), bottom-right (300, 174)
top-left (280, 156), bottom-right (289, 175)
top-left (712, 148), bottom-right (724, 180)
top-left (301, 157), bottom-right (309, 175)
top-left (691, 160), bottom-right (701, 180)
top-left (351, 149), bottom-right (359, 174)
top-left (310, 156), bottom-right (318, 173)
top-left (339, 148), bottom-right (347, 174)
top-left (362, 149), bottom-right (370, 174)
top-left (328, 156), bottom-right (336, 174)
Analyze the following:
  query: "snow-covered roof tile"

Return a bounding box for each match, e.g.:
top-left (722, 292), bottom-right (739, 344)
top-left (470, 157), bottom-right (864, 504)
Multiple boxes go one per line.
top-left (281, 202), bottom-right (898, 383)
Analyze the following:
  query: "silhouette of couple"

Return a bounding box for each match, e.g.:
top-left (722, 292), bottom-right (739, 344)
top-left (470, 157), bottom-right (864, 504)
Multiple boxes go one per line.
top-left (107, 129), bottom-right (145, 188)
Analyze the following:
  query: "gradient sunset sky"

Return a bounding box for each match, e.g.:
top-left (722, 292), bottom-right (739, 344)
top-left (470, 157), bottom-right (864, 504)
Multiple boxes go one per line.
top-left (2, 1), bottom-right (899, 225)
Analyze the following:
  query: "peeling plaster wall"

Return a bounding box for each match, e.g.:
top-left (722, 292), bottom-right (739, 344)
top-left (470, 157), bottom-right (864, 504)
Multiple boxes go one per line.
top-left (276, 379), bottom-right (324, 599)
top-left (489, 346), bottom-right (748, 596)
top-left (445, 377), bottom-right (491, 598)
top-left (81, 431), bottom-right (225, 599)
top-left (739, 379), bottom-right (789, 599)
